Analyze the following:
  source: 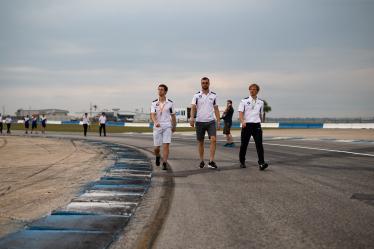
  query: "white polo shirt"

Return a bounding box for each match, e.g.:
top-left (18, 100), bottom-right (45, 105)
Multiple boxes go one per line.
top-left (82, 116), bottom-right (89, 125)
top-left (5, 117), bottom-right (12, 124)
top-left (238, 96), bottom-right (264, 123)
top-left (99, 115), bottom-right (106, 124)
top-left (151, 98), bottom-right (175, 127)
top-left (191, 91), bottom-right (218, 122)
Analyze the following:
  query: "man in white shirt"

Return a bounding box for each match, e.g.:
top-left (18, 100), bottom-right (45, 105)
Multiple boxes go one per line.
top-left (151, 84), bottom-right (176, 170)
top-left (238, 83), bottom-right (268, 170)
top-left (0, 113), bottom-right (3, 134)
top-left (82, 113), bottom-right (90, 136)
top-left (5, 116), bottom-right (12, 134)
top-left (99, 112), bottom-right (107, 137)
top-left (189, 77), bottom-right (221, 169)
top-left (24, 115), bottom-right (30, 134)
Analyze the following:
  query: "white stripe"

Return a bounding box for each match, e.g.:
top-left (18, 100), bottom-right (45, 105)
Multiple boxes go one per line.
top-left (217, 138), bottom-right (374, 157)
top-left (262, 142), bottom-right (374, 157)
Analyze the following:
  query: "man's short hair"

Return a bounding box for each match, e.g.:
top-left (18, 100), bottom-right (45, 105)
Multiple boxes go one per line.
top-left (201, 77), bottom-right (210, 82)
top-left (158, 84), bottom-right (168, 93)
top-left (227, 100), bottom-right (232, 104)
top-left (102, 112), bottom-right (105, 115)
top-left (249, 83), bottom-right (260, 91)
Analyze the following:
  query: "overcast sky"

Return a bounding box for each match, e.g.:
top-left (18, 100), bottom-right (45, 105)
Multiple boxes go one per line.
top-left (0, 0), bottom-right (373, 117)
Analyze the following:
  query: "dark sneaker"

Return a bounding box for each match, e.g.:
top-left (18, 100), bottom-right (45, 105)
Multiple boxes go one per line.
top-left (199, 161), bottom-right (205, 168)
top-left (223, 143), bottom-right (229, 147)
top-left (227, 143), bottom-right (235, 147)
top-left (156, 156), bottom-right (161, 166)
top-left (208, 161), bottom-right (218, 169)
top-left (162, 162), bottom-right (167, 170)
top-left (259, 162), bottom-right (268, 171)
top-left (240, 162), bottom-right (246, 168)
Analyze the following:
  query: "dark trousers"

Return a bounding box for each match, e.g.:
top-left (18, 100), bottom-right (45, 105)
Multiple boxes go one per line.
top-left (99, 124), bottom-right (106, 136)
top-left (83, 124), bottom-right (88, 136)
top-left (239, 123), bottom-right (265, 164)
top-left (0, 123), bottom-right (2, 134)
top-left (6, 124), bottom-right (11, 134)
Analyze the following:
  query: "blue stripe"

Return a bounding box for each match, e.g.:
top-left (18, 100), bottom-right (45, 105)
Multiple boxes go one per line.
top-left (279, 123), bottom-right (323, 129)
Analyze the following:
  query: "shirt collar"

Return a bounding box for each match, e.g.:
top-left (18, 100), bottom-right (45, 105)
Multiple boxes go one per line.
top-left (249, 96), bottom-right (258, 102)
top-left (200, 90), bottom-right (211, 96)
top-left (158, 98), bottom-right (168, 103)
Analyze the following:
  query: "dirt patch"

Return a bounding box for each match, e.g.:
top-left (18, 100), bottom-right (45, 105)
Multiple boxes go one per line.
top-left (0, 136), bottom-right (113, 237)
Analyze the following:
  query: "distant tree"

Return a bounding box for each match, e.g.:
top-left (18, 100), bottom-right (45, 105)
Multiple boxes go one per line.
top-left (262, 100), bottom-right (272, 122)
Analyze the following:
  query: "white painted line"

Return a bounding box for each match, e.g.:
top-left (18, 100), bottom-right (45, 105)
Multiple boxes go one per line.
top-left (262, 142), bottom-right (374, 157)
top-left (175, 136), bottom-right (374, 158)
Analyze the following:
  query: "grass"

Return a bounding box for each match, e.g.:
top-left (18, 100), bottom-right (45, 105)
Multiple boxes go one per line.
top-left (8, 123), bottom-right (249, 133)
top-left (8, 123), bottom-right (207, 133)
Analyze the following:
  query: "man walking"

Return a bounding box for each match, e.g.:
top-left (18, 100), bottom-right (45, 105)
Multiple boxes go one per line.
top-left (99, 112), bottom-right (107, 137)
top-left (82, 113), bottom-right (89, 136)
top-left (24, 115), bottom-right (30, 134)
top-left (221, 100), bottom-right (234, 147)
top-left (238, 83), bottom-right (269, 170)
top-left (5, 115), bottom-right (12, 134)
top-left (150, 84), bottom-right (177, 170)
top-left (190, 77), bottom-right (220, 169)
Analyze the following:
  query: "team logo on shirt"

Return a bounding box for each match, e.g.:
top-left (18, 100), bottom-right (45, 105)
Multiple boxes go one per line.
top-left (156, 103), bottom-right (159, 106)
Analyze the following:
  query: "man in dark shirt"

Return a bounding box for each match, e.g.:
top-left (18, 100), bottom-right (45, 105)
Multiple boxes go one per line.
top-left (221, 100), bottom-right (234, 147)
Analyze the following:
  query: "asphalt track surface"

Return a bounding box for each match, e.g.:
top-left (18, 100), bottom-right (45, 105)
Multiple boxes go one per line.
top-left (114, 133), bottom-right (374, 249)
top-left (2, 131), bottom-right (374, 249)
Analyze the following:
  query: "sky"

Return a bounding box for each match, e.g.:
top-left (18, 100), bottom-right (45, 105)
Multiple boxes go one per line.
top-left (0, 0), bottom-right (373, 118)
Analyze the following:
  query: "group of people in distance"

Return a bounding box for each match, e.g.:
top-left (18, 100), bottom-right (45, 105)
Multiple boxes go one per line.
top-left (0, 113), bottom-right (46, 135)
top-left (151, 77), bottom-right (268, 171)
top-left (80, 112), bottom-right (107, 137)
top-left (23, 114), bottom-right (47, 134)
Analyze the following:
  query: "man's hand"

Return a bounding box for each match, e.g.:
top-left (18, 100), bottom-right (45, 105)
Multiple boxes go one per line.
top-left (172, 126), bottom-right (176, 133)
top-left (217, 122), bottom-right (221, 130)
top-left (241, 122), bottom-right (246, 128)
top-left (155, 123), bottom-right (160, 128)
top-left (189, 118), bottom-right (195, 128)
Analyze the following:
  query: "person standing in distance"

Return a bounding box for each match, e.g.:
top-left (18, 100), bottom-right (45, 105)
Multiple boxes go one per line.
top-left (221, 100), bottom-right (234, 147)
top-left (99, 112), bottom-right (107, 137)
top-left (190, 77), bottom-right (220, 169)
top-left (5, 115), bottom-right (12, 134)
top-left (150, 84), bottom-right (177, 170)
top-left (41, 114), bottom-right (47, 134)
top-left (31, 115), bottom-right (38, 134)
top-left (24, 115), bottom-right (30, 134)
top-left (238, 83), bottom-right (268, 170)
top-left (82, 113), bottom-right (90, 136)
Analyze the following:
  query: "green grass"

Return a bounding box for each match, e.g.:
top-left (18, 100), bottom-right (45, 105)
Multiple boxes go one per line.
top-left (9, 123), bottom-right (204, 133)
top-left (9, 123), bottom-right (247, 133)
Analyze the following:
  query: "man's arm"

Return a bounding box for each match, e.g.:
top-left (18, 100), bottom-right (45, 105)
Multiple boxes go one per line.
top-left (189, 104), bottom-right (196, 127)
top-left (171, 114), bottom-right (177, 132)
top-left (214, 105), bottom-right (221, 130)
top-left (150, 112), bottom-right (159, 127)
top-left (239, 111), bottom-right (246, 128)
